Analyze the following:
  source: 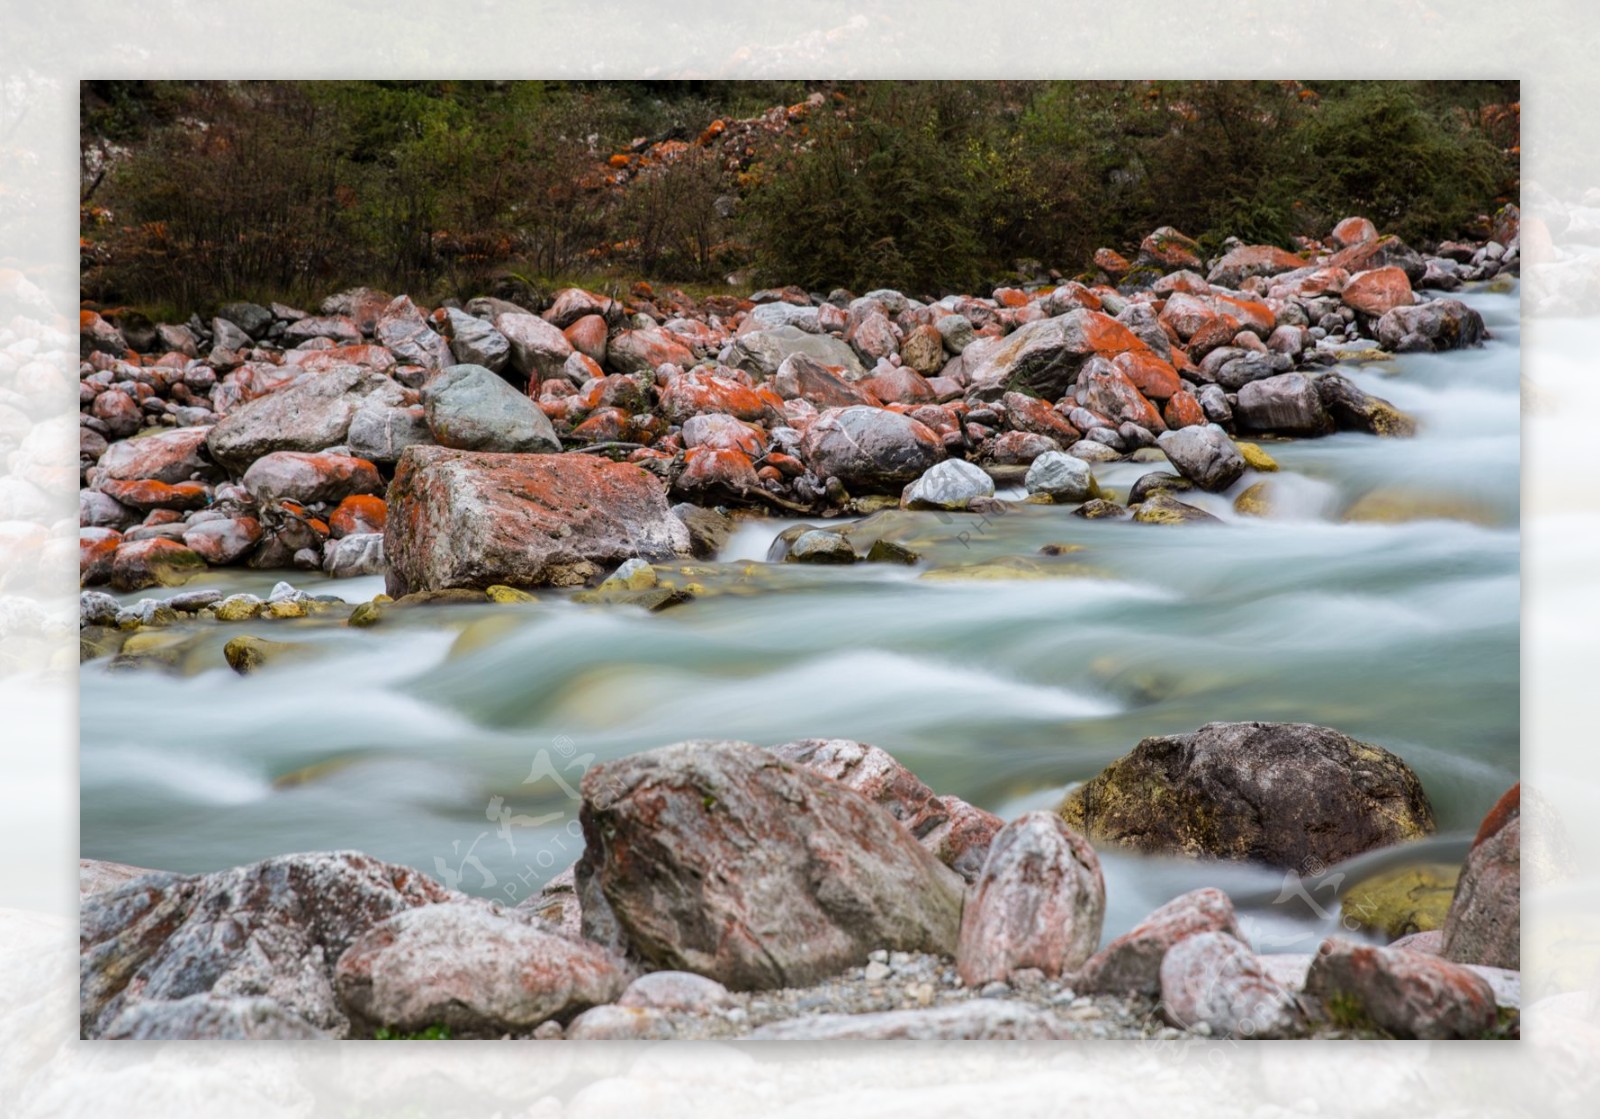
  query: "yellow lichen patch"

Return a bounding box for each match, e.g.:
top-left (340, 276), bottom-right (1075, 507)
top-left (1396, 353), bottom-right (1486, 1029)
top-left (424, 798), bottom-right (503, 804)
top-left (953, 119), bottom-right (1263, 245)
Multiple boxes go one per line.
top-left (919, 555), bottom-right (1112, 582)
top-left (1339, 863), bottom-right (1460, 938)
top-left (224, 634), bottom-right (314, 674)
top-left (1233, 481), bottom-right (1273, 518)
top-left (486, 584), bottom-right (538, 604)
top-left (264, 599), bottom-right (308, 620)
top-left (448, 615), bottom-right (525, 659)
top-left (1343, 490), bottom-right (1500, 527)
top-left (1236, 442), bottom-right (1280, 472)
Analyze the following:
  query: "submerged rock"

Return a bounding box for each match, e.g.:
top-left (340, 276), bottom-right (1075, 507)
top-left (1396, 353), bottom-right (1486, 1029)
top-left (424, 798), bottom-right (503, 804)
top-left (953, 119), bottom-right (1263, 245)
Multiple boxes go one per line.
top-left (575, 740), bottom-right (965, 990)
top-left (1058, 721), bottom-right (1436, 869)
top-left (1339, 864), bottom-right (1459, 939)
top-left (1131, 491), bottom-right (1220, 525)
top-left (384, 447), bottom-right (690, 595)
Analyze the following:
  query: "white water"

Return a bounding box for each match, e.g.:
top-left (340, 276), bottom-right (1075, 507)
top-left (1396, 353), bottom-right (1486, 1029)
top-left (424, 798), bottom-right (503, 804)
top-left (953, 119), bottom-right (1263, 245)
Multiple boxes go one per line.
top-left (81, 284), bottom-right (1519, 945)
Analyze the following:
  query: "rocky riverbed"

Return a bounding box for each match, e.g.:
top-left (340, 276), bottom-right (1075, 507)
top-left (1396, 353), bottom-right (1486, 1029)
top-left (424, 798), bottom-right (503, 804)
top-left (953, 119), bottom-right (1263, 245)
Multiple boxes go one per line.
top-left (78, 214), bottom-right (1523, 1040)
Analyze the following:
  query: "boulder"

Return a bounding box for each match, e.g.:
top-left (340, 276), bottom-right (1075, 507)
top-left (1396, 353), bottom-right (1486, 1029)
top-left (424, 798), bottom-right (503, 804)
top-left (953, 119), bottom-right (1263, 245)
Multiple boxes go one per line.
top-left (1341, 267), bottom-right (1414, 318)
top-left (1075, 357), bottom-right (1166, 432)
top-left (1375, 299), bottom-right (1487, 352)
top-left (1155, 424), bottom-right (1246, 491)
top-left (1138, 227), bottom-right (1203, 271)
top-left (1001, 392), bottom-right (1081, 444)
top-left (111, 538), bottom-right (206, 590)
top-left (1206, 244), bottom-right (1305, 289)
top-left (860, 365), bottom-right (936, 406)
top-left (1316, 373), bottom-right (1417, 437)
top-left (902, 459), bottom-right (995, 511)
top-left (726, 325), bottom-right (867, 381)
top-left (608, 327), bottom-right (696, 376)
top-left (1303, 937), bottom-right (1498, 1039)
top-left (956, 812), bottom-right (1105, 985)
top-left (1077, 887), bottom-right (1245, 997)
top-left (98, 479), bottom-right (209, 512)
top-left (1442, 787), bottom-right (1520, 970)
top-left (206, 367), bottom-right (406, 474)
top-left (1234, 373), bottom-right (1335, 436)
top-left (1326, 235), bottom-right (1427, 285)
top-left (768, 738), bottom-right (1000, 883)
top-left (385, 446), bottom-right (689, 594)
top-left (440, 308), bottom-right (510, 372)
top-left (1024, 450), bottom-right (1094, 503)
top-left (373, 296), bottom-right (451, 372)
top-left (617, 970), bottom-right (733, 1012)
top-left (242, 452), bottom-right (382, 506)
top-left (494, 311), bottom-right (574, 383)
top-left (182, 516), bottom-right (262, 565)
top-left (1160, 931), bottom-right (1305, 1038)
top-left (323, 532), bottom-right (385, 578)
top-left (771, 353), bottom-right (879, 409)
top-left (334, 901), bottom-right (627, 1033)
top-left (800, 406), bottom-right (945, 491)
top-left (95, 426), bottom-right (216, 484)
top-left (421, 363), bottom-right (560, 453)
top-left (574, 740), bottom-right (966, 990)
top-left (543, 287), bottom-right (615, 329)
top-left (966, 310), bottom-right (1156, 400)
top-left (80, 851), bottom-right (457, 1039)
top-left (1332, 217), bottom-right (1378, 248)
top-left (320, 286), bottom-right (392, 332)
top-left (283, 315), bottom-right (362, 348)
top-left (1058, 721), bottom-right (1436, 869)
top-left (659, 368), bottom-right (784, 424)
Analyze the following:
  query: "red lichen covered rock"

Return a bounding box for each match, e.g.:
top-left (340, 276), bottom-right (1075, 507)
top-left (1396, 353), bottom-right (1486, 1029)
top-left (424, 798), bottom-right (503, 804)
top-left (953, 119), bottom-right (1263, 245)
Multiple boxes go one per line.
top-left (1075, 358), bottom-right (1166, 432)
top-left (861, 365), bottom-right (936, 405)
top-left (1163, 390), bottom-right (1207, 430)
top-left (99, 479), bottom-right (209, 512)
top-left (1207, 244), bottom-right (1304, 289)
top-left (80, 528), bottom-right (120, 585)
top-left (95, 426), bottom-right (215, 485)
top-left (329, 495), bottom-right (388, 539)
top-left (384, 446), bottom-right (691, 594)
top-left (241, 452), bottom-right (382, 506)
top-left (1160, 931), bottom-right (1304, 1038)
top-left (1111, 350), bottom-right (1181, 401)
top-left (1138, 227), bottom-right (1202, 271)
top-left (1303, 937), bottom-right (1498, 1039)
top-left (1341, 266), bottom-right (1415, 317)
top-left (111, 538), bottom-right (207, 590)
top-left (607, 327), bottom-right (696, 376)
top-left (967, 309), bottom-right (1158, 401)
top-left (659, 368), bottom-right (784, 424)
top-left (1332, 216), bottom-right (1378, 248)
top-left (674, 445), bottom-right (761, 499)
top-left (182, 516), bottom-right (262, 564)
top-left (563, 314), bottom-right (609, 365)
top-left (1001, 392), bottom-right (1080, 444)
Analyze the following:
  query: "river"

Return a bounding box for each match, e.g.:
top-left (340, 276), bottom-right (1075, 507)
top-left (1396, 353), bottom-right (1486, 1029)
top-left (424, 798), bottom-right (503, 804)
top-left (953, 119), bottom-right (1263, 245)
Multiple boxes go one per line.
top-left (81, 282), bottom-right (1519, 953)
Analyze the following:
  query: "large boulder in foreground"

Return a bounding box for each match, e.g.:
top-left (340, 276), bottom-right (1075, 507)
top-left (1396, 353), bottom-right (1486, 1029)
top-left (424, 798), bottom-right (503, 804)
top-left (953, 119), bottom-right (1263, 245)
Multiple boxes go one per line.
top-left (956, 812), bottom-right (1105, 985)
top-left (79, 852), bottom-right (456, 1039)
top-left (384, 446), bottom-right (690, 595)
top-left (1441, 785), bottom-right (1520, 970)
top-left (1058, 722), bottom-right (1435, 869)
top-left (334, 901), bottom-right (627, 1034)
top-left (800, 406), bottom-right (946, 491)
top-left (575, 740), bottom-right (966, 990)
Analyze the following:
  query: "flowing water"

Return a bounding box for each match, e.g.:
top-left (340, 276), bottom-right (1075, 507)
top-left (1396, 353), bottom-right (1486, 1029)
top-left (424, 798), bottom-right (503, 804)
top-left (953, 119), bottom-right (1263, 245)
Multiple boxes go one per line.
top-left (81, 283), bottom-right (1520, 951)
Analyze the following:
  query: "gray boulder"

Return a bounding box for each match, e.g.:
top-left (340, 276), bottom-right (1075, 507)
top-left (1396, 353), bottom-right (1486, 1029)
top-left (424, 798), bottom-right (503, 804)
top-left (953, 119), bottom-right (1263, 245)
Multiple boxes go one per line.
top-left (79, 851), bottom-right (457, 1039)
top-left (206, 367), bottom-right (407, 474)
top-left (965, 309), bottom-right (1154, 400)
top-left (441, 308), bottom-right (511, 373)
top-left (1234, 373), bottom-right (1335, 436)
top-left (323, 532), bottom-right (385, 578)
top-left (374, 296), bottom-right (451, 372)
top-left (346, 400), bottom-right (433, 465)
top-left (902, 458), bottom-right (995, 510)
top-left (1024, 450), bottom-right (1094, 502)
top-left (575, 740), bottom-right (966, 990)
top-left (726, 325), bottom-right (868, 381)
top-left (1375, 299), bottom-right (1487, 352)
top-left (494, 311), bottom-right (574, 382)
top-left (421, 363), bottom-right (560, 453)
top-left (1156, 424), bottom-right (1246, 491)
top-left (800, 406), bottom-right (945, 491)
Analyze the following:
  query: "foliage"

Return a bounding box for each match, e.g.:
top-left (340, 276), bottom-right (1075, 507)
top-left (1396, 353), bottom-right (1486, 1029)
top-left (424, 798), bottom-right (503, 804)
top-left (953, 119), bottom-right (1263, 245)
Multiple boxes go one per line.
top-left (81, 80), bottom-right (1518, 311)
top-left (373, 1023), bottom-right (452, 1040)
